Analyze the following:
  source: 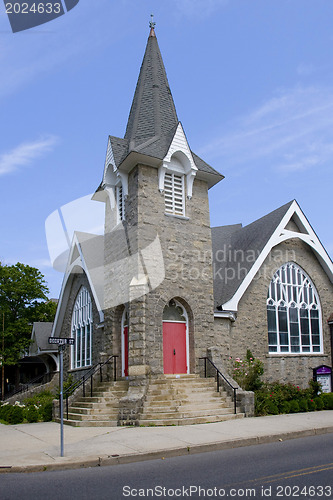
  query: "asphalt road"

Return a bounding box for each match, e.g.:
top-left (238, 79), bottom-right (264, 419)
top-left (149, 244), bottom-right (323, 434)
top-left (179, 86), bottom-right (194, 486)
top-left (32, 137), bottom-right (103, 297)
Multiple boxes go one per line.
top-left (1, 433), bottom-right (333, 500)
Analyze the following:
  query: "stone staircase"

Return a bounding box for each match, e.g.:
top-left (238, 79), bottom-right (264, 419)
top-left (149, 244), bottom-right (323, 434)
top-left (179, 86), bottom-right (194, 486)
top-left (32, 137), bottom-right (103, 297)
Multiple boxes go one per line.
top-left (63, 380), bottom-right (129, 427)
top-left (139, 374), bottom-right (244, 426)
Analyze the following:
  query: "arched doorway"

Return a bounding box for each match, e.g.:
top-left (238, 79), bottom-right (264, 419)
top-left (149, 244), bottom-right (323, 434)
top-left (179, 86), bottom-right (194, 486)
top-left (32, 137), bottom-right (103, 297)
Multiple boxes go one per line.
top-left (163, 300), bottom-right (189, 374)
top-left (121, 309), bottom-right (129, 377)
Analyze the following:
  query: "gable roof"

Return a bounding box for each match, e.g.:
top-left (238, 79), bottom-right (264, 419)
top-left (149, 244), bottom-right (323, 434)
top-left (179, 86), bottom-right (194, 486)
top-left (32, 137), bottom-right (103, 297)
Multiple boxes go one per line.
top-left (212, 200), bottom-right (333, 311)
top-left (31, 322), bottom-right (54, 352)
top-left (52, 231), bottom-right (105, 338)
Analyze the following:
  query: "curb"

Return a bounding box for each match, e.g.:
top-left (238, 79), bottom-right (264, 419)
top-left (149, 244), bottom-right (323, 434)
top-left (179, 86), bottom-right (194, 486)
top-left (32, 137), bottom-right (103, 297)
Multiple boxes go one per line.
top-left (1, 426), bottom-right (333, 474)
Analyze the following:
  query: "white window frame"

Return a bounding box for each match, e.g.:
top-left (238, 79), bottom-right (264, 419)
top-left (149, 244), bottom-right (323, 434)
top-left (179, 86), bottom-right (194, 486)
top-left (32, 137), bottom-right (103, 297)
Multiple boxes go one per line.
top-left (267, 262), bottom-right (323, 354)
top-left (71, 287), bottom-right (93, 369)
top-left (164, 172), bottom-right (185, 217)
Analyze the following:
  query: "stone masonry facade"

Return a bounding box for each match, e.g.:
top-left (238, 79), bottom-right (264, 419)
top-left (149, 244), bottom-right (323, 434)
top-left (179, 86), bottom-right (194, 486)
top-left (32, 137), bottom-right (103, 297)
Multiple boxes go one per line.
top-left (214, 238), bottom-right (333, 388)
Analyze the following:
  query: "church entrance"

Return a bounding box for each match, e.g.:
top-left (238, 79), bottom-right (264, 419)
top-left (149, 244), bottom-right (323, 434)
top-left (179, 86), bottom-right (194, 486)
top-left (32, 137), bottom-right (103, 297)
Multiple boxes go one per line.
top-left (121, 310), bottom-right (129, 377)
top-left (163, 300), bottom-right (189, 374)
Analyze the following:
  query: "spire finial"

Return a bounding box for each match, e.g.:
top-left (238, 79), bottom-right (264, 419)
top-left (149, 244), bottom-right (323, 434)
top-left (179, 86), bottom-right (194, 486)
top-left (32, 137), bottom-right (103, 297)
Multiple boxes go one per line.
top-left (149, 14), bottom-right (156, 37)
top-left (149, 14), bottom-right (156, 29)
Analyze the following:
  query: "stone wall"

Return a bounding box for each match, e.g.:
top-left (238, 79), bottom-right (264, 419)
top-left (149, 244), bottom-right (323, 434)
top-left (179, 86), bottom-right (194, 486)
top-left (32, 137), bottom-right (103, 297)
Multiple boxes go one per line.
top-left (217, 238), bottom-right (333, 388)
top-left (135, 164), bottom-right (217, 375)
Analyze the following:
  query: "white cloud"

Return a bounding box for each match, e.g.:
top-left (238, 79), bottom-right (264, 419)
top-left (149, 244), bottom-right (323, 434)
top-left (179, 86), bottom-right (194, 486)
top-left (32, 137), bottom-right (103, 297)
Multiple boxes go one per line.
top-left (0, 135), bottom-right (59, 175)
top-left (200, 86), bottom-right (333, 174)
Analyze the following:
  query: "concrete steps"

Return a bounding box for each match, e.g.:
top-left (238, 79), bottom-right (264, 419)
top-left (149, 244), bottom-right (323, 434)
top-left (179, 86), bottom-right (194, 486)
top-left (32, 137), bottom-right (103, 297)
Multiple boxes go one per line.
top-left (139, 375), bottom-right (243, 426)
top-left (62, 380), bottom-right (129, 427)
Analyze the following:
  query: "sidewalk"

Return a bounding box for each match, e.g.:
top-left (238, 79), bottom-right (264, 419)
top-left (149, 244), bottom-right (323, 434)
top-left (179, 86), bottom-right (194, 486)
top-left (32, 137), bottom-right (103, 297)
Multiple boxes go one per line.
top-left (0, 411), bottom-right (332, 473)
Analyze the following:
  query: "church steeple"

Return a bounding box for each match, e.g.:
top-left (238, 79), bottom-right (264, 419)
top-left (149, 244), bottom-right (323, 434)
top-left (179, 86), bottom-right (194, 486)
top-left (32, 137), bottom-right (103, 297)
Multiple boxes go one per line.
top-left (96, 23), bottom-right (223, 195)
top-left (124, 20), bottom-right (179, 151)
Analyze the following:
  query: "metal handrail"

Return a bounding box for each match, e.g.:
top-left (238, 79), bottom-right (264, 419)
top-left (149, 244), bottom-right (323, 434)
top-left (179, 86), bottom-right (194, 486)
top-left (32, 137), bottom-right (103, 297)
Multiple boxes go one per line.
top-left (199, 357), bottom-right (238, 414)
top-left (3, 371), bottom-right (56, 401)
top-left (64, 355), bottom-right (118, 420)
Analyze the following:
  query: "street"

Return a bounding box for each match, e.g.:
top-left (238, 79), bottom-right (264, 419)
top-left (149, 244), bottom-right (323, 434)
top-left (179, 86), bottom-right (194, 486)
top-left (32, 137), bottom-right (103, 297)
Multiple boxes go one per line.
top-left (1, 433), bottom-right (332, 499)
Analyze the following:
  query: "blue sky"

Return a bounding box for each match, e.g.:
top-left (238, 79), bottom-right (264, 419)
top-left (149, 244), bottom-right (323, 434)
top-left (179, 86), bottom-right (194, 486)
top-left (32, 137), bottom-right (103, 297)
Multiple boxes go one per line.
top-left (0, 0), bottom-right (332, 298)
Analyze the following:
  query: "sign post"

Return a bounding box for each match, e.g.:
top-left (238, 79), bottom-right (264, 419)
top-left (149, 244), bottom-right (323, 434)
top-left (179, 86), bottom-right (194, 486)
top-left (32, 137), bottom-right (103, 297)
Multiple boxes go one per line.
top-left (48, 337), bottom-right (75, 457)
top-left (313, 365), bottom-right (332, 394)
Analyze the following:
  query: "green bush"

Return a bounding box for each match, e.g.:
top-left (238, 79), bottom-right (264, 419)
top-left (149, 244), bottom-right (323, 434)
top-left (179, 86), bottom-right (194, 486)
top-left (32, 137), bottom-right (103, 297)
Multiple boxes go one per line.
top-left (6, 405), bottom-right (24, 424)
top-left (232, 350), bottom-right (264, 391)
top-left (321, 393), bottom-right (333, 410)
top-left (0, 403), bottom-right (11, 421)
top-left (40, 402), bottom-right (53, 422)
top-left (279, 401), bottom-right (291, 414)
top-left (308, 399), bottom-right (316, 412)
top-left (314, 397), bottom-right (324, 410)
top-left (266, 401), bottom-right (279, 415)
top-left (23, 390), bottom-right (54, 422)
top-left (25, 405), bottom-right (39, 423)
top-left (289, 400), bottom-right (300, 413)
top-left (299, 399), bottom-right (309, 412)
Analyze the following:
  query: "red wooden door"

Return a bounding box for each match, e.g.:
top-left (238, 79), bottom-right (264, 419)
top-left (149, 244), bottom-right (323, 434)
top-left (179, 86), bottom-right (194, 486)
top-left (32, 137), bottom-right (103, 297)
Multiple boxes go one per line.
top-left (163, 322), bottom-right (187, 374)
top-left (123, 326), bottom-right (128, 377)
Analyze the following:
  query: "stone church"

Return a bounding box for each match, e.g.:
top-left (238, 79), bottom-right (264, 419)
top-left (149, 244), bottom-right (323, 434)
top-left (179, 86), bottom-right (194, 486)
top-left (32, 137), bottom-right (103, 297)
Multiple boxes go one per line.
top-left (49, 24), bottom-right (333, 425)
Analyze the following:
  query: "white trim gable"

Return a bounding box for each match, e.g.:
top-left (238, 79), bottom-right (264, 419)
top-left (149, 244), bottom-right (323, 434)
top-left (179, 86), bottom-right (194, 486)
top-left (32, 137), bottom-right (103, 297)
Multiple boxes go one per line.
top-left (158, 123), bottom-right (197, 200)
top-left (52, 233), bottom-right (104, 339)
top-left (222, 200), bottom-right (333, 312)
top-left (103, 137), bottom-right (116, 179)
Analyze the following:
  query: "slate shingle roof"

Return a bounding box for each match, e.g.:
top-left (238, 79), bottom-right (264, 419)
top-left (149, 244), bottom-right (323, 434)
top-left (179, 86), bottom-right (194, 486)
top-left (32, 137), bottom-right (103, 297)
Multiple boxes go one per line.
top-left (104, 28), bottom-right (223, 185)
top-left (212, 201), bottom-right (294, 309)
top-left (125, 30), bottom-right (178, 148)
top-left (32, 322), bottom-right (54, 351)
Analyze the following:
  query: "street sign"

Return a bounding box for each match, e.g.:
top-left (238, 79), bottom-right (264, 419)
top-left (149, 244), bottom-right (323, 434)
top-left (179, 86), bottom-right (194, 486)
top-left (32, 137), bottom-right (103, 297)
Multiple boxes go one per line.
top-left (48, 336), bottom-right (75, 457)
top-left (48, 337), bottom-right (75, 345)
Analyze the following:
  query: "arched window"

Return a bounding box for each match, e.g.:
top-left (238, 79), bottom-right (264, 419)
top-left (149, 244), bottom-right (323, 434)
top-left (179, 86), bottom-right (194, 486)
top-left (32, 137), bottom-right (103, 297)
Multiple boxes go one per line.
top-left (71, 287), bottom-right (93, 368)
top-left (267, 263), bottom-right (322, 354)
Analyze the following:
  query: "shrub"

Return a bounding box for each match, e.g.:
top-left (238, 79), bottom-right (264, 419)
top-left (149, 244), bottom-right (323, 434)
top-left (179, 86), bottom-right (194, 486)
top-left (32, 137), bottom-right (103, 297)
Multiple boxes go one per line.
top-left (40, 402), bottom-right (53, 422)
top-left (298, 399), bottom-right (309, 412)
top-left (321, 393), bottom-right (333, 410)
top-left (289, 400), bottom-right (300, 413)
top-left (0, 403), bottom-right (11, 421)
top-left (25, 406), bottom-right (39, 423)
top-left (314, 397), bottom-right (324, 411)
top-left (279, 401), bottom-right (291, 414)
top-left (6, 405), bottom-right (24, 424)
top-left (23, 390), bottom-right (55, 422)
top-left (308, 399), bottom-right (316, 412)
top-left (266, 401), bottom-right (279, 415)
top-left (232, 350), bottom-right (264, 391)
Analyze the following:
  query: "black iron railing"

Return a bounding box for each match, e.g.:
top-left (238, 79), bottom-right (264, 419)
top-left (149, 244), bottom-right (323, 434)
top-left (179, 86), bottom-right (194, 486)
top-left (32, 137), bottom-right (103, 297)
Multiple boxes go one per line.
top-left (199, 357), bottom-right (238, 414)
top-left (3, 371), bottom-right (56, 401)
top-left (64, 355), bottom-right (118, 420)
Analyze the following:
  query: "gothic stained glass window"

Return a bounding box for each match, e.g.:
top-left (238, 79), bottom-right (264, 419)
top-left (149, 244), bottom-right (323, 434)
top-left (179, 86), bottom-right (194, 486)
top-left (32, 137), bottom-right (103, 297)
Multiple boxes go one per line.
top-left (267, 263), bottom-right (322, 354)
top-left (71, 287), bottom-right (93, 368)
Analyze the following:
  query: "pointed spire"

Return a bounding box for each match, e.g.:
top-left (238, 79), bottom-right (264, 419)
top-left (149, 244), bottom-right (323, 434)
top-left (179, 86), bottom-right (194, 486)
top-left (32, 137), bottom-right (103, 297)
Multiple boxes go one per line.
top-left (124, 19), bottom-right (178, 150)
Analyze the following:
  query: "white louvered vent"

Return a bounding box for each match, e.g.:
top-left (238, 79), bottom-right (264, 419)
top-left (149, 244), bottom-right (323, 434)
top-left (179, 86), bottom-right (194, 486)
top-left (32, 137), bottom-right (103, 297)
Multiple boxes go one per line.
top-left (116, 185), bottom-right (125, 222)
top-left (164, 172), bottom-right (185, 216)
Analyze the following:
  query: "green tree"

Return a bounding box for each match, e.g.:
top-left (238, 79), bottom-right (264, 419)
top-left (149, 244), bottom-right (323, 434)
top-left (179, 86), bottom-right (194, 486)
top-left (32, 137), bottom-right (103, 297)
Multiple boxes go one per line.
top-left (0, 262), bottom-right (55, 366)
